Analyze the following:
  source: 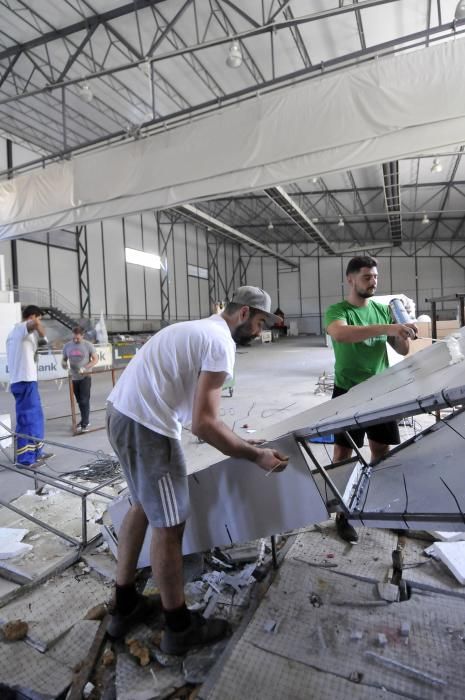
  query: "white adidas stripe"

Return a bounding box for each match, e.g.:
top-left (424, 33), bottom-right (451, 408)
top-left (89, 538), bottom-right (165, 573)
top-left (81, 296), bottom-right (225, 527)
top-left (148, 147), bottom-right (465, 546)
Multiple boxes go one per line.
top-left (161, 476), bottom-right (176, 526)
top-left (166, 474), bottom-right (180, 523)
top-left (158, 478), bottom-right (173, 526)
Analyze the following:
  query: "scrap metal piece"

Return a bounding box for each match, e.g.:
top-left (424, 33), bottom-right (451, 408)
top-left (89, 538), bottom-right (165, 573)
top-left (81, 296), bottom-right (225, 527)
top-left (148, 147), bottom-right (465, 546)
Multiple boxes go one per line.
top-left (365, 651), bottom-right (447, 687)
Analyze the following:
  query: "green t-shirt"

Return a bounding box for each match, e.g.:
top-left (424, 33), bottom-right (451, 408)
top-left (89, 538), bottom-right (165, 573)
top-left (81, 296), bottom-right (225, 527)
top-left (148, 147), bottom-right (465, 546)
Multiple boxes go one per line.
top-left (324, 300), bottom-right (392, 390)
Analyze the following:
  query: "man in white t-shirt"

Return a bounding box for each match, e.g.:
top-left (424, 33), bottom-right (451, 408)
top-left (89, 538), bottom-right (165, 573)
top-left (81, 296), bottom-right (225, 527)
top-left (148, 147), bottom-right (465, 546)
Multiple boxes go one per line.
top-left (106, 286), bottom-right (288, 653)
top-left (6, 305), bottom-right (54, 467)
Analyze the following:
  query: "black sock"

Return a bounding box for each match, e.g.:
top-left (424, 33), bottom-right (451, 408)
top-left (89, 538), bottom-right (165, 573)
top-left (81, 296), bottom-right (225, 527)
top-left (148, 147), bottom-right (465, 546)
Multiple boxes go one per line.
top-left (115, 583), bottom-right (139, 615)
top-left (164, 604), bottom-right (191, 632)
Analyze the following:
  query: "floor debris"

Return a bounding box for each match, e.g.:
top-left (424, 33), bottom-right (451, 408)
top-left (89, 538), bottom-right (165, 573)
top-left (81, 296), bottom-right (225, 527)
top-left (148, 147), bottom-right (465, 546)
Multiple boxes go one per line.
top-left (364, 651), bottom-right (447, 687)
top-left (1, 617), bottom-right (28, 640)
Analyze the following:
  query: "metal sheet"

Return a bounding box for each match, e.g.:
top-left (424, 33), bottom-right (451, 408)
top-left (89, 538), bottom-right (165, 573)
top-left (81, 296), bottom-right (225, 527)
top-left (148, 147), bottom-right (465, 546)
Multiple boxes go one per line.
top-left (185, 434), bottom-right (328, 553)
top-left (288, 328), bottom-right (465, 438)
top-left (108, 435), bottom-right (329, 557)
top-left (348, 410), bottom-right (465, 530)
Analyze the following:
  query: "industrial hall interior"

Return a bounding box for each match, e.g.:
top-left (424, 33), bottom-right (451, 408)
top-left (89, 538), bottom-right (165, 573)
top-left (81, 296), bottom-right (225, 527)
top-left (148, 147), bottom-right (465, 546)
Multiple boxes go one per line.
top-left (3, 1), bottom-right (465, 698)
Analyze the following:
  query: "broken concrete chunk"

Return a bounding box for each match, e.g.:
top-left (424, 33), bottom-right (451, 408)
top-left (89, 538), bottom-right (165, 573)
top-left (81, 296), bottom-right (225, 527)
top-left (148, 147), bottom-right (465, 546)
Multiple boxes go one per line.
top-left (263, 619), bottom-right (277, 633)
top-left (350, 630), bottom-right (363, 641)
top-left (377, 633), bottom-right (388, 647)
top-left (2, 619), bottom-right (29, 641)
top-left (126, 638), bottom-right (151, 667)
top-left (83, 681), bottom-right (94, 698)
top-left (376, 582), bottom-right (400, 602)
top-left (102, 647), bottom-right (116, 667)
top-left (400, 621), bottom-right (411, 638)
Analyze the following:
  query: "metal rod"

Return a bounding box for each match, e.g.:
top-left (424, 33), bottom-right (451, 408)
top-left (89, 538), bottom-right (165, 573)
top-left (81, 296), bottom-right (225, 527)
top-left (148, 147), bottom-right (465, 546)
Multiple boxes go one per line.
top-left (270, 535), bottom-right (278, 569)
top-left (299, 438), bottom-right (349, 513)
top-left (0, 497), bottom-right (80, 546)
top-left (81, 494), bottom-right (88, 546)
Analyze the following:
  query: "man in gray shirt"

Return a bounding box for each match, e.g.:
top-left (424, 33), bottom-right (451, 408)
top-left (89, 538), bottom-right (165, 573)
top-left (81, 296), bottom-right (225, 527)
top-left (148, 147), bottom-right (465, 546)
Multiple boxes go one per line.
top-left (62, 326), bottom-right (98, 432)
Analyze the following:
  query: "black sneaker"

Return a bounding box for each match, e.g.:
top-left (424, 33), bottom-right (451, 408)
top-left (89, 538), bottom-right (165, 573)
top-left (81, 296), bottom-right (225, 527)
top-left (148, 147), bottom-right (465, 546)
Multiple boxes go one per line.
top-left (107, 593), bottom-right (161, 639)
top-left (37, 452), bottom-right (55, 461)
top-left (160, 612), bottom-right (230, 655)
top-left (335, 514), bottom-right (359, 544)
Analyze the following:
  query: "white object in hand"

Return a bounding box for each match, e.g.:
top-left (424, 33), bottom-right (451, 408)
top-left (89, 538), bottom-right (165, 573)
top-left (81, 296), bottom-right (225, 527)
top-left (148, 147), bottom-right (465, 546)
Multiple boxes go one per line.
top-left (445, 334), bottom-right (465, 365)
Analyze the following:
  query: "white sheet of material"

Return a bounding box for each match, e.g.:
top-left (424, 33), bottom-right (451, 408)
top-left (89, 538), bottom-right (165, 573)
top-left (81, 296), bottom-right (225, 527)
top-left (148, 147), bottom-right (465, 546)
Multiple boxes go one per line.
top-left (105, 434), bottom-right (328, 558)
top-left (291, 325), bottom-right (465, 439)
top-left (2, 39), bottom-right (465, 239)
top-left (425, 542), bottom-right (465, 585)
top-left (0, 528), bottom-right (32, 559)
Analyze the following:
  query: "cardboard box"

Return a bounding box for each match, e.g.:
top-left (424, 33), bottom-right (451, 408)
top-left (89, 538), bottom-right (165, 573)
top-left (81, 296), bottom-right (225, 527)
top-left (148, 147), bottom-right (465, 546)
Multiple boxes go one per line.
top-left (436, 320), bottom-right (459, 339)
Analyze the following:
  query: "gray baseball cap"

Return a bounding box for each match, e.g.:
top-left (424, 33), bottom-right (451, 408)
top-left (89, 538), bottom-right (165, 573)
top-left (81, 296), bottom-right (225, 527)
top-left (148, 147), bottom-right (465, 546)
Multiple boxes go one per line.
top-left (231, 286), bottom-right (280, 325)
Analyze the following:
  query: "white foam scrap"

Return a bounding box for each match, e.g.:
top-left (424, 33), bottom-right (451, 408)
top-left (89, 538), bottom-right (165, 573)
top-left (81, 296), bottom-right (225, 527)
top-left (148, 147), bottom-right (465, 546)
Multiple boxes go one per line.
top-left (445, 333), bottom-right (465, 365)
top-left (0, 528), bottom-right (33, 559)
top-left (430, 531), bottom-right (465, 542)
top-left (425, 542), bottom-right (465, 585)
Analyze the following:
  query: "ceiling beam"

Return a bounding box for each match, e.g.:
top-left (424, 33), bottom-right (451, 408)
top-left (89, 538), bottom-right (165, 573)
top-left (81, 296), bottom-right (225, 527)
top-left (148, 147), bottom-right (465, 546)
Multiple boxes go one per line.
top-left (174, 204), bottom-right (298, 268)
top-left (382, 161), bottom-right (402, 245)
top-left (264, 186), bottom-right (335, 254)
top-left (0, 0), bottom-right (168, 61)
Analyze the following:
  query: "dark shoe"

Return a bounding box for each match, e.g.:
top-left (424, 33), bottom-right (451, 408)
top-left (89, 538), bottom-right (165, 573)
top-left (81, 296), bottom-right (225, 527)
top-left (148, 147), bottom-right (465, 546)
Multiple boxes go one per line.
top-left (107, 594), bottom-right (161, 639)
top-left (160, 612), bottom-right (230, 655)
top-left (336, 514), bottom-right (359, 544)
top-left (37, 452), bottom-right (55, 461)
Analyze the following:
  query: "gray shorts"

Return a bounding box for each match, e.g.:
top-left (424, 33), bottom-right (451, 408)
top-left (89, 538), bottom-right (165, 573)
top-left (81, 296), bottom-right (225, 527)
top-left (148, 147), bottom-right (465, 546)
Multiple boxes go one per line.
top-left (106, 405), bottom-right (189, 528)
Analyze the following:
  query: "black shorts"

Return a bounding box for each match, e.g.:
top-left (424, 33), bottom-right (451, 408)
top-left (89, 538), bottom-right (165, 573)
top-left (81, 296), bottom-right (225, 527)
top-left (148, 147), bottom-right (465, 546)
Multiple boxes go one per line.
top-left (332, 385), bottom-right (400, 449)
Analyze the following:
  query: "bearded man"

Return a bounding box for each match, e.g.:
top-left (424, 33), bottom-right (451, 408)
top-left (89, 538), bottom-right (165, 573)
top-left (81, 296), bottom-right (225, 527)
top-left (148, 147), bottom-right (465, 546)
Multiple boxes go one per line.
top-left (325, 257), bottom-right (417, 544)
top-left (106, 286), bottom-right (288, 652)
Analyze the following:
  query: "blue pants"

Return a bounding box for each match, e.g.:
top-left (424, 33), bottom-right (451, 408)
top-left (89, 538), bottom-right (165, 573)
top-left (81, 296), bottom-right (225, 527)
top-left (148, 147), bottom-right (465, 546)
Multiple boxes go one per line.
top-left (11, 381), bottom-right (44, 465)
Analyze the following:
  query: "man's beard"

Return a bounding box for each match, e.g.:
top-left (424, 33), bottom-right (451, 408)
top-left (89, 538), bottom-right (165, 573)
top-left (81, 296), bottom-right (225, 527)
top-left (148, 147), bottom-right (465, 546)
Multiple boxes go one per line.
top-left (232, 319), bottom-right (255, 344)
top-left (356, 286), bottom-right (376, 299)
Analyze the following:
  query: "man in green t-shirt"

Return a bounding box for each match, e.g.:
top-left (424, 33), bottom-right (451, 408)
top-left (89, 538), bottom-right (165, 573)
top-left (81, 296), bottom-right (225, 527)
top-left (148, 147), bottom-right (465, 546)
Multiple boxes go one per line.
top-left (325, 256), bottom-right (417, 543)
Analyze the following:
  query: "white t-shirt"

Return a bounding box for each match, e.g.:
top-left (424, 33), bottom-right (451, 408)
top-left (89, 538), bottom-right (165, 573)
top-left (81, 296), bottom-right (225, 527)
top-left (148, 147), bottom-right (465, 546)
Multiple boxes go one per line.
top-left (6, 322), bottom-right (38, 384)
top-left (108, 315), bottom-right (236, 440)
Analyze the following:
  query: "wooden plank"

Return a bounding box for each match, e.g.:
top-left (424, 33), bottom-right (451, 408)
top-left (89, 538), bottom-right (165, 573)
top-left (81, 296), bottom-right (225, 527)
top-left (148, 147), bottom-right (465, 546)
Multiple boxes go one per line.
top-left (66, 614), bottom-right (109, 700)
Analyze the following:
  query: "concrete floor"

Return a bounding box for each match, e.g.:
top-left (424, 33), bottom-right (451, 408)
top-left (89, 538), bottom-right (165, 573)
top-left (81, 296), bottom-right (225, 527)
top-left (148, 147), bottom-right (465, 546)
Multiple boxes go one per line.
top-left (0, 335), bottom-right (334, 503)
top-left (1, 334), bottom-right (463, 699)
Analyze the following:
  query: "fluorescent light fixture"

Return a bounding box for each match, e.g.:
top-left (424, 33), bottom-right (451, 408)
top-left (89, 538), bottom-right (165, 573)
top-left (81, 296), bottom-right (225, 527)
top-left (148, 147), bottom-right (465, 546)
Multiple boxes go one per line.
top-left (226, 41), bottom-right (243, 68)
top-left (421, 213), bottom-right (430, 225)
top-left (337, 216), bottom-right (345, 227)
top-left (78, 81), bottom-right (93, 103)
top-left (125, 247), bottom-right (161, 269)
top-left (456, 0), bottom-right (465, 19)
top-left (431, 158), bottom-right (443, 173)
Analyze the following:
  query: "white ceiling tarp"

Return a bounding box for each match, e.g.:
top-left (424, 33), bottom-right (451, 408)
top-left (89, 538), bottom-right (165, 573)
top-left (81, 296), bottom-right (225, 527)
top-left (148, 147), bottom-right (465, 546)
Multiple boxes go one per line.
top-left (1, 38), bottom-right (465, 241)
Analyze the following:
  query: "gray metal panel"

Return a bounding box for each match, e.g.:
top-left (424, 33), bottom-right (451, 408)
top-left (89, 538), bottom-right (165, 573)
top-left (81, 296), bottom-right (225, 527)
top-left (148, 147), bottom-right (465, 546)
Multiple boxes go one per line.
top-left (292, 328), bottom-right (465, 439)
top-left (184, 434), bottom-right (328, 554)
top-left (349, 410), bottom-right (465, 531)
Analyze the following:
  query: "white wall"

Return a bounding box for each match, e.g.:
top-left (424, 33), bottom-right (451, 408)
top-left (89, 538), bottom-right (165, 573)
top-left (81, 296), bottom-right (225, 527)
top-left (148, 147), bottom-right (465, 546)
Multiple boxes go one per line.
top-left (0, 123), bottom-right (463, 332)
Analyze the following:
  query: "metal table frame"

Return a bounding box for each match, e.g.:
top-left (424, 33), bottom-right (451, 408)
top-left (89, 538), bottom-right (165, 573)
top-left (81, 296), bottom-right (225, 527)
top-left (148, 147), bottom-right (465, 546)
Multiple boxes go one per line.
top-left (0, 420), bottom-right (122, 548)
